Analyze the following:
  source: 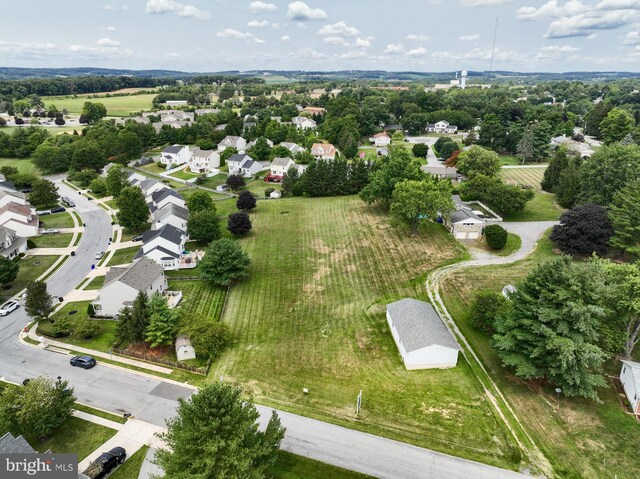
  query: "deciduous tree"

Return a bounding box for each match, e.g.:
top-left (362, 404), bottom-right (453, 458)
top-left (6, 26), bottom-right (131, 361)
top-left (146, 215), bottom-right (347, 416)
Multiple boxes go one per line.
top-left (29, 178), bottom-right (59, 208)
top-left (236, 190), bottom-right (257, 211)
top-left (455, 146), bottom-right (501, 178)
top-left (227, 211), bottom-right (252, 236)
top-left (550, 204), bottom-right (613, 256)
top-left (186, 191), bottom-right (214, 213)
top-left (390, 179), bottom-right (454, 235)
top-left (0, 257), bottom-right (19, 285)
top-left (187, 209), bottom-right (221, 244)
top-left (199, 238), bottom-right (250, 286)
top-left (25, 281), bottom-right (53, 321)
top-left (116, 186), bottom-right (149, 230)
top-left (609, 179), bottom-right (640, 256)
top-left (105, 163), bottom-right (128, 198)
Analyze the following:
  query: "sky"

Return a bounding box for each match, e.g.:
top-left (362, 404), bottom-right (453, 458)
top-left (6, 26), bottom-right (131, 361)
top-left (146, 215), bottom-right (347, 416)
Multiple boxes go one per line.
top-left (2, 0), bottom-right (640, 73)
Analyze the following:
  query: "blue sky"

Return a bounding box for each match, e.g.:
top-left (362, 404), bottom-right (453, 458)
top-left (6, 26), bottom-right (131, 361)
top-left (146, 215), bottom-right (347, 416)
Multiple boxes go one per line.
top-left (2, 0), bottom-right (640, 72)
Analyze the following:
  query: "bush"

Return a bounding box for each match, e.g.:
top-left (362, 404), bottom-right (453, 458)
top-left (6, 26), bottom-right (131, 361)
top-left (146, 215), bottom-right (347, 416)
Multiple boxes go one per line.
top-left (75, 318), bottom-right (99, 339)
top-left (484, 224), bottom-right (508, 249)
top-left (195, 175), bottom-right (207, 185)
top-left (412, 143), bottom-right (429, 158)
top-left (27, 239), bottom-right (36, 249)
top-left (86, 303), bottom-right (95, 317)
top-left (470, 291), bottom-right (508, 334)
top-left (181, 316), bottom-right (231, 362)
top-left (156, 161), bottom-right (166, 169)
top-left (265, 187), bottom-right (275, 197)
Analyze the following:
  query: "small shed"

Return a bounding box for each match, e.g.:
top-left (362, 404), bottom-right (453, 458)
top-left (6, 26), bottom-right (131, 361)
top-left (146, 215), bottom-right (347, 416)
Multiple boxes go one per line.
top-left (175, 336), bottom-right (196, 362)
top-left (620, 360), bottom-right (640, 415)
top-left (502, 284), bottom-right (517, 299)
top-left (270, 190), bottom-right (282, 199)
top-left (386, 298), bottom-right (461, 370)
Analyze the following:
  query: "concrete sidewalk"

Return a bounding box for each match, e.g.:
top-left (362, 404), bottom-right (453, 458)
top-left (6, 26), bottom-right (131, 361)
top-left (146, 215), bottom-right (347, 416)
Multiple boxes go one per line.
top-left (72, 410), bottom-right (123, 431)
top-left (64, 289), bottom-right (99, 302)
top-left (26, 248), bottom-right (73, 255)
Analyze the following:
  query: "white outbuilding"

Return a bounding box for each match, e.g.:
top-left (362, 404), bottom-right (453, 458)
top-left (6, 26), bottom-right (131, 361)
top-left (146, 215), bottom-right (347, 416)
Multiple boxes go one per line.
top-left (620, 360), bottom-right (640, 415)
top-left (175, 336), bottom-right (196, 362)
top-left (386, 298), bottom-right (461, 370)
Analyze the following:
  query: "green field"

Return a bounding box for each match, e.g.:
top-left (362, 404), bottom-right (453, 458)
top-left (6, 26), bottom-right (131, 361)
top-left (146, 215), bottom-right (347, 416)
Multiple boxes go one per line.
top-left (106, 245), bottom-right (140, 266)
top-left (441, 233), bottom-right (640, 478)
top-left (0, 158), bottom-right (38, 174)
top-left (31, 233), bottom-right (74, 248)
top-left (503, 192), bottom-right (564, 222)
top-left (1, 125), bottom-right (81, 136)
top-left (170, 279), bottom-right (226, 320)
top-left (1, 255), bottom-right (59, 302)
top-left (40, 212), bottom-right (75, 229)
top-left (42, 93), bottom-right (157, 116)
top-left (499, 155), bottom-right (520, 166)
top-left (85, 275), bottom-right (106, 290)
top-left (268, 451), bottom-right (374, 479)
top-left (213, 196), bottom-right (520, 469)
top-left (32, 416), bottom-right (115, 461)
top-left (500, 167), bottom-right (546, 190)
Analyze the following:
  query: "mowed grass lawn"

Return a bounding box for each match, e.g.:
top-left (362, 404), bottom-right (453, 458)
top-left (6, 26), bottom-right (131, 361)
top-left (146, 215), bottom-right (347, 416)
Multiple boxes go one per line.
top-left (42, 93), bottom-right (156, 116)
top-left (503, 192), bottom-right (564, 222)
top-left (500, 167), bottom-right (546, 190)
top-left (40, 212), bottom-right (75, 229)
top-left (213, 196), bottom-right (520, 468)
top-left (31, 233), bottom-right (74, 248)
top-left (1, 255), bottom-right (59, 302)
top-left (106, 245), bottom-right (140, 266)
top-left (0, 158), bottom-right (38, 174)
top-left (32, 416), bottom-right (115, 461)
top-left (441, 234), bottom-right (640, 478)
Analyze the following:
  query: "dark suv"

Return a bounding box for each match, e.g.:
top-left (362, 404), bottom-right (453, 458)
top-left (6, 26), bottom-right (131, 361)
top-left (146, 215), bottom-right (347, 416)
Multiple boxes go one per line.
top-left (70, 355), bottom-right (96, 369)
top-left (83, 447), bottom-right (126, 479)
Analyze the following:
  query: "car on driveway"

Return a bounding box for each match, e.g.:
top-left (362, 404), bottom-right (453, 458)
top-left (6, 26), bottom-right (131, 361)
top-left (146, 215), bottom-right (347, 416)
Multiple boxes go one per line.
top-left (42, 228), bottom-right (60, 234)
top-left (82, 446), bottom-right (126, 479)
top-left (51, 206), bottom-right (66, 214)
top-left (0, 300), bottom-right (20, 316)
top-left (61, 197), bottom-right (76, 207)
top-left (70, 355), bottom-right (96, 369)
top-left (94, 251), bottom-right (105, 260)
top-left (131, 234), bottom-right (144, 242)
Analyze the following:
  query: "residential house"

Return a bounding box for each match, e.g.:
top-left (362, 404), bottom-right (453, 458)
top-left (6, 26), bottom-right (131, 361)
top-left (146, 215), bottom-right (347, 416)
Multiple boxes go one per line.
top-left (369, 132), bottom-right (391, 147)
top-left (195, 108), bottom-right (220, 115)
top-left (189, 148), bottom-right (220, 173)
top-left (0, 189), bottom-right (29, 209)
top-left (246, 138), bottom-right (274, 150)
top-left (311, 143), bottom-right (337, 161)
top-left (421, 165), bottom-right (461, 179)
top-left (134, 223), bottom-right (187, 270)
top-left (620, 360), bottom-right (640, 415)
top-left (138, 179), bottom-right (168, 200)
top-left (0, 227), bottom-right (27, 259)
top-left (127, 171), bottom-right (147, 185)
top-left (175, 336), bottom-right (196, 361)
top-left (443, 200), bottom-right (484, 240)
top-left (153, 121), bottom-right (188, 132)
top-left (152, 203), bottom-right (188, 231)
top-left (426, 121), bottom-right (458, 134)
top-left (92, 257), bottom-right (167, 317)
top-left (151, 189), bottom-right (186, 211)
top-left (269, 157), bottom-right (296, 177)
top-left (386, 298), bottom-right (461, 370)
top-left (550, 135), bottom-right (595, 158)
top-left (160, 145), bottom-right (190, 166)
top-left (292, 116), bottom-right (317, 130)
top-left (218, 136), bottom-right (247, 153)
top-left (227, 154), bottom-right (266, 177)
top-left (280, 142), bottom-right (306, 155)
top-left (0, 432), bottom-right (38, 454)
top-left (0, 202), bottom-right (38, 237)
top-left (302, 106), bottom-right (326, 116)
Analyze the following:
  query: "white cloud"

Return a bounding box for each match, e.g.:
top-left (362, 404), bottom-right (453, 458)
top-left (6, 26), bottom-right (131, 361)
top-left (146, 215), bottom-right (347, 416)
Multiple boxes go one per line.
top-left (248, 20), bottom-right (269, 27)
top-left (459, 34), bottom-right (480, 41)
top-left (338, 50), bottom-right (367, 59)
top-left (355, 37), bottom-right (371, 48)
top-left (290, 47), bottom-right (327, 59)
top-left (145, 0), bottom-right (211, 20)
top-left (280, 35), bottom-right (291, 41)
top-left (406, 47), bottom-right (427, 56)
top-left (625, 31), bottom-right (640, 45)
top-left (539, 44), bottom-right (580, 52)
top-left (324, 36), bottom-right (349, 46)
top-left (317, 21), bottom-right (359, 36)
top-left (99, 26), bottom-right (116, 31)
top-left (249, 1), bottom-right (277, 12)
top-left (216, 28), bottom-right (264, 43)
top-left (405, 34), bottom-right (431, 41)
top-left (68, 44), bottom-right (133, 59)
top-left (287, 2), bottom-right (327, 21)
top-left (0, 40), bottom-right (56, 55)
top-left (102, 4), bottom-right (129, 11)
top-left (384, 43), bottom-right (404, 54)
top-left (96, 38), bottom-right (120, 47)
top-left (545, 10), bottom-right (637, 38)
top-left (462, 0), bottom-right (514, 6)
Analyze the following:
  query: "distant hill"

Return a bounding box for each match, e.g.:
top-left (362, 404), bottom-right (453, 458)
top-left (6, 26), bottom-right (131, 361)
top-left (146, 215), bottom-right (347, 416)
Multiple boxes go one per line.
top-left (1, 67), bottom-right (640, 82)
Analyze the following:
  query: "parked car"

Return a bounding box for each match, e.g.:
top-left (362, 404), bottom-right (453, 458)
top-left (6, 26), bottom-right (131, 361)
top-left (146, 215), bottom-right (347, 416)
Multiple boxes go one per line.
top-left (20, 187), bottom-right (32, 193)
top-left (69, 355), bottom-right (96, 369)
top-left (82, 447), bottom-right (126, 479)
top-left (131, 234), bottom-right (144, 242)
top-left (36, 210), bottom-right (51, 216)
top-left (216, 184), bottom-right (230, 193)
top-left (61, 197), bottom-right (76, 207)
top-left (94, 251), bottom-right (105, 260)
top-left (42, 228), bottom-right (60, 234)
top-left (0, 300), bottom-right (20, 316)
top-left (50, 206), bottom-right (66, 214)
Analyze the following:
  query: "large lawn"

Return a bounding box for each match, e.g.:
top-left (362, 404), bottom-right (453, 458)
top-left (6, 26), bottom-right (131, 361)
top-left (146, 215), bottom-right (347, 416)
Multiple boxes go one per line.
top-left (170, 279), bottom-right (226, 320)
top-left (31, 233), bottom-right (74, 248)
top-left (213, 196), bottom-right (520, 469)
top-left (0, 158), bottom-right (38, 174)
top-left (503, 191), bottom-right (564, 222)
top-left (500, 167), bottom-right (546, 190)
top-left (32, 416), bottom-right (115, 461)
top-left (106, 245), bottom-right (140, 266)
top-left (40, 212), bottom-right (75, 229)
top-left (42, 93), bottom-right (157, 116)
top-left (440, 233), bottom-right (640, 478)
top-left (1, 255), bottom-right (59, 302)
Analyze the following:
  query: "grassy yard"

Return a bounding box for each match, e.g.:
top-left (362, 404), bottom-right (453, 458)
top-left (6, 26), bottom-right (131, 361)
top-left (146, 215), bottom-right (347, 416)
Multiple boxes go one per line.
top-left (213, 196), bottom-right (521, 469)
top-left (471, 233), bottom-right (522, 257)
top-left (42, 93), bottom-right (156, 116)
top-left (85, 275), bottom-right (105, 290)
top-left (503, 192), bottom-right (564, 222)
top-left (1, 255), bottom-right (59, 301)
top-left (499, 155), bottom-right (520, 166)
top-left (120, 223), bottom-right (151, 242)
top-left (109, 446), bottom-right (148, 479)
top-left (268, 451), bottom-right (374, 479)
top-left (32, 416), bottom-right (115, 461)
top-left (500, 167), bottom-right (546, 190)
top-left (245, 179), bottom-right (281, 197)
top-left (196, 173), bottom-right (227, 190)
top-left (180, 189), bottom-right (236, 216)
top-left (107, 245), bottom-right (140, 266)
top-left (169, 168), bottom-right (198, 181)
top-left (139, 162), bottom-right (167, 175)
top-left (40, 212), bottom-right (75, 229)
top-left (440, 233), bottom-right (640, 478)
top-left (170, 279), bottom-right (226, 320)
top-left (31, 233), bottom-right (74, 248)
top-left (0, 158), bottom-right (38, 174)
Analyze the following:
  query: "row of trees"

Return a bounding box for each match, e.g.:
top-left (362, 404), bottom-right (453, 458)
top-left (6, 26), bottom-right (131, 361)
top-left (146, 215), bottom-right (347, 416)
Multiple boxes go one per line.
top-left (282, 158), bottom-right (369, 197)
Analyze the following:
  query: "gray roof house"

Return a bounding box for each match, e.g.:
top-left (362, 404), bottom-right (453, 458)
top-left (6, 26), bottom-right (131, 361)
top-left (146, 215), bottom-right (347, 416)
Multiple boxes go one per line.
top-left (152, 203), bottom-right (189, 231)
top-left (0, 432), bottom-right (37, 454)
top-left (151, 188), bottom-right (186, 210)
top-left (386, 298), bottom-right (460, 369)
top-left (92, 257), bottom-right (167, 317)
top-left (134, 223), bottom-right (186, 270)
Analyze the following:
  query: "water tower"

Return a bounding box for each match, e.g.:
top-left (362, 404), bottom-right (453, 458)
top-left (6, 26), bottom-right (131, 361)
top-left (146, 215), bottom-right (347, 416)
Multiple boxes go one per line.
top-left (460, 70), bottom-right (468, 89)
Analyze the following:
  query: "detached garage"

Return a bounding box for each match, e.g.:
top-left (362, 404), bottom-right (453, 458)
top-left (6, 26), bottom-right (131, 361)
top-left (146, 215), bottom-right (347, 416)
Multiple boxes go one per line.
top-left (445, 208), bottom-right (484, 240)
top-left (386, 298), bottom-right (461, 370)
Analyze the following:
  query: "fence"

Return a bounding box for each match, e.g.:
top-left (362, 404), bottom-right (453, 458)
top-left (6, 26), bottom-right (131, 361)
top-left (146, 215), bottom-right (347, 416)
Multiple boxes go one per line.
top-left (111, 348), bottom-right (209, 375)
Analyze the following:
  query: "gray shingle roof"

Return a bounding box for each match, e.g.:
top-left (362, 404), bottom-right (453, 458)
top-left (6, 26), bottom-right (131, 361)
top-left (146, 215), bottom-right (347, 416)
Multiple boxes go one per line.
top-left (449, 207), bottom-right (482, 224)
top-left (104, 257), bottom-right (164, 291)
top-left (0, 433), bottom-right (37, 454)
top-left (163, 145), bottom-right (185, 154)
top-left (387, 298), bottom-right (460, 352)
top-left (152, 188), bottom-right (183, 204)
top-left (153, 203), bottom-right (189, 222)
top-left (271, 157), bottom-right (293, 167)
top-left (141, 223), bottom-right (184, 246)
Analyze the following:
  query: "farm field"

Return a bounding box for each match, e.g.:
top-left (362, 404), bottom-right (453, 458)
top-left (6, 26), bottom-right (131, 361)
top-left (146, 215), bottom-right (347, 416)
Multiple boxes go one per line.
top-left (213, 196), bottom-right (522, 469)
top-left (42, 93), bottom-right (156, 116)
top-left (441, 233), bottom-right (640, 479)
top-left (500, 167), bottom-right (546, 190)
top-left (0, 158), bottom-right (38, 174)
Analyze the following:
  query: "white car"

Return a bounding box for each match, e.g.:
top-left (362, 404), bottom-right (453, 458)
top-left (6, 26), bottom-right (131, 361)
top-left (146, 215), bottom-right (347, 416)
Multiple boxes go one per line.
top-left (42, 228), bottom-right (60, 234)
top-left (94, 251), bottom-right (105, 260)
top-left (0, 300), bottom-right (20, 316)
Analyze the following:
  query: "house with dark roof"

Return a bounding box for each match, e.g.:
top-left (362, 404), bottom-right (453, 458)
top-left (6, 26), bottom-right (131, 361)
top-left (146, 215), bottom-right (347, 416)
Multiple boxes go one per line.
top-left (134, 223), bottom-right (186, 270)
top-left (160, 145), bottom-right (190, 166)
top-left (227, 154), bottom-right (267, 177)
top-left (152, 203), bottom-right (189, 231)
top-left (386, 298), bottom-right (460, 369)
top-left (92, 257), bottom-right (167, 317)
top-left (151, 189), bottom-right (185, 210)
top-left (0, 432), bottom-right (38, 454)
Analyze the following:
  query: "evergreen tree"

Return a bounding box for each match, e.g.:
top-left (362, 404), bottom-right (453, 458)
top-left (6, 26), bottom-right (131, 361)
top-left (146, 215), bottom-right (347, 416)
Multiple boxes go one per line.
top-left (609, 179), bottom-right (640, 256)
top-left (531, 121), bottom-right (552, 161)
top-left (541, 146), bottom-right (571, 192)
top-left (145, 294), bottom-right (179, 348)
top-left (556, 164), bottom-right (582, 209)
top-left (348, 158), bottom-right (370, 194)
top-left (516, 126), bottom-right (535, 164)
top-left (115, 306), bottom-right (135, 346)
top-left (130, 292), bottom-right (150, 343)
top-left (281, 167), bottom-right (300, 197)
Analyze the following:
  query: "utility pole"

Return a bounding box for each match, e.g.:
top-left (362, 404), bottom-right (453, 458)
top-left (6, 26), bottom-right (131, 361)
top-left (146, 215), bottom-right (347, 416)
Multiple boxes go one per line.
top-left (489, 18), bottom-right (499, 79)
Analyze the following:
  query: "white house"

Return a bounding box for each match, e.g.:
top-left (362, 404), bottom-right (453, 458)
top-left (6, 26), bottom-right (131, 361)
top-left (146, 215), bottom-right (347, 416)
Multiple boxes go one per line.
top-left (369, 132), bottom-right (391, 147)
top-left (292, 116), bottom-right (317, 130)
top-left (280, 142), bottom-right (305, 155)
top-left (269, 157), bottom-right (296, 177)
top-left (0, 190), bottom-right (29, 209)
top-left (134, 224), bottom-right (187, 270)
top-left (189, 148), bottom-right (220, 174)
top-left (160, 145), bottom-right (190, 166)
top-left (426, 121), bottom-right (458, 134)
top-left (175, 336), bottom-right (196, 361)
top-left (386, 298), bottom-right (460, 370)
top-left (92, 258), bottom-right (167, 317)
top-left (138, 179), bottom-right (168, 200)
top-left (152, 203), bottom-right (188, 231)
top-left (218, 136), bottom-right (247, 153)
top-left (227, 154), bottom-right (266, 177)
top-left (0, 227), bottom-right (27, 259)
top-left (0, 202), bottom-right (38, 237)
top-left (620, 360), bottom-right (640, 415)
top-left (151, 189), bottom-right (186, 211)
top-left (311, 143), bottom-right (337, 161)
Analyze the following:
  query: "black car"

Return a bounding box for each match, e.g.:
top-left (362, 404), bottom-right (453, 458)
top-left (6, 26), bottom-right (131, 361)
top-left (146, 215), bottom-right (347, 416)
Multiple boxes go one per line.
top-left (70, 355), bottom-right (96, 369)
top-left (83, 447), bottom-right (126, 479)
top-left (131, 234), bottom-right (144, 242)
top-left (51, 206), bottom-right (66, 214)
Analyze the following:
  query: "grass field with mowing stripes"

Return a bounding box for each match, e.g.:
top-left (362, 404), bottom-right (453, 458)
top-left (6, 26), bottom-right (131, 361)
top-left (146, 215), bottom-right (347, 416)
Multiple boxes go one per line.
top-left (212, 196), bottom-right (520, 469)
top-left (500, 167), bottom-right (546, 190)
top-left (42, 94), bottom-right (157, 116)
